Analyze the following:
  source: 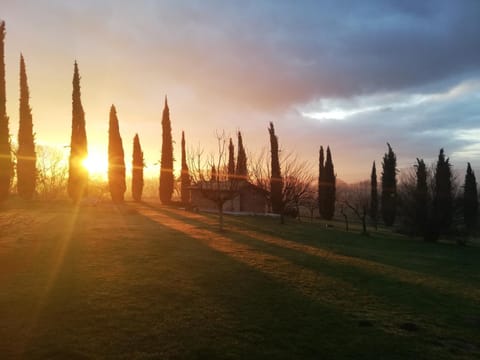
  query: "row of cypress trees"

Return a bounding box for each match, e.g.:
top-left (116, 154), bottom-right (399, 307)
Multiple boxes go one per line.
top-left (0, 22), bottom-right (36, 202)
top-left (368, 144), bottom-right (478, 240)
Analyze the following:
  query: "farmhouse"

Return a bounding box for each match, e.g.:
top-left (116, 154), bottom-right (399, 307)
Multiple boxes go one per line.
top-left (189, 180), bottom-right (268, 214)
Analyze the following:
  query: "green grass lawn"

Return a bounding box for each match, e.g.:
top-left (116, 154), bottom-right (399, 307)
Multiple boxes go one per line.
top-left (0, 199), bottom-right (479, 359)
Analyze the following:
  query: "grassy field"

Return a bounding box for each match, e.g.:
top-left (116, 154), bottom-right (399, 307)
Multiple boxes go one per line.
top-left (0, 199), bottom-right (479, 359)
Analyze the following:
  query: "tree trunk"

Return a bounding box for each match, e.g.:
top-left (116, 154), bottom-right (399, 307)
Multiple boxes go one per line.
top-left (362, 206), bottom-right (367, 235)
top-left (340, 207), bottom-right (349, 232)
top-left (218, 202), bottom-right (224, 231)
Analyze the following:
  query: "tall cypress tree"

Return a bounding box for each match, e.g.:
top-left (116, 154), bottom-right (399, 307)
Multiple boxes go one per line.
top-left (0, 21), bottom-right (12, 202)
top-left (159, 96), bottom-right (173, 204)
top-left (180, 131), bottom-right (190, 204)
top-left (370, 161), bottom-right (378, 227)
top-left (269, 122), bottom-right (282, 214)
top-left (381, 143), bottom-right (397, 226)
top-left (427, 149), bottom-right (453, 241)
top-left (132, 133), bottom-right (144, 202)
top-left (322, 146), bottom-right (336, 220)
top-left (464, 163), bottom-right (478, 232)
top-left (235, 131), bottom-right (247, 180)
top-left (17, 54), bottom-right (36, 199)
top-left (67, 61), bottom-right (88, 202)
top-left (414, 158), bottom-right (428, 237)
top-left (318, 146), bottom-right (325, 217)
top-left (228, 137), bottom-right (235, 181)
top-left (108, 105), bottom-right (126, 203)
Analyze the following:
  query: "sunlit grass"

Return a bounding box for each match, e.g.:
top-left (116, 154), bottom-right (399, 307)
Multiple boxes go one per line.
top-left (0, 200), bottom-right (479, 359)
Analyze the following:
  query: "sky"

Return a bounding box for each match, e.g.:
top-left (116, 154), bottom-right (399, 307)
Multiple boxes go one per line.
top-left (2, 0), bottom-right (480, 182)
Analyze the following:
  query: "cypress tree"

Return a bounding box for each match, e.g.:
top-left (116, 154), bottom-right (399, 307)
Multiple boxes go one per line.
top-left (463, 163), bottom-right (477, 232)
top-left (108, 105), bottom-right (126, 203)
top-left (322, 146), bottom-right (336, 220)
top-left (0, 21), bottom-right (12, 202)
top-left (180, 131), bottom-right (190, 204)
top-left (17, 54), bottom-right (36, 199)
top-left (269, 122), bottom-right (282, 214)
top-left (159, 96), bottom-right (173, 204)
top-left (235, 131), bottom-right (247, 180)
top-left (318, 146), bottom-right (325, 217)
top-left (370, 161), bottom-right (378, 227)
top-left (381, 143), bottom-right (397, 226)
top-left (228, 137), bottom-right (235, 181)
top-left (211, 165), bottom-right (218, 182)
top-left (67, 61), bottom-right (88, 202)
top-left (132, 133), bottom-right (144, 202)
top-left (414, 158), bottom-right (428, 237)
top-left (426, 149), bottom-right (453, 241)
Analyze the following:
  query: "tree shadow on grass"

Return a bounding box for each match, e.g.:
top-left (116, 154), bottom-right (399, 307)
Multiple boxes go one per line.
top-left (149, 204), bottom-right (480, 357)
top-left (10, 201), bottom-right (430, 359)
top-left (128, 202), bottom-right (480, 359)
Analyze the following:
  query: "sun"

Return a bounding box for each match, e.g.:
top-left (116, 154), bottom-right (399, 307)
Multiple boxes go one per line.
top-left (82, 151), bottom-right (108, 177)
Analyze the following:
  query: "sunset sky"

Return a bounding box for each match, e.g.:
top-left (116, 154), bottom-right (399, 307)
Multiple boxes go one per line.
top-left (2, 0), bottom-right (480, 182)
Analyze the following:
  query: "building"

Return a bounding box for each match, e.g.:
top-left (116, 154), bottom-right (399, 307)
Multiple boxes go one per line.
top-left (189, 180), bottom-right (268, 214)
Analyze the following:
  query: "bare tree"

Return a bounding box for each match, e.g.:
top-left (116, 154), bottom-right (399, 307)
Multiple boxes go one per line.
top-left (250, 150), bottom-right (314, 224)
top-left (36, 145), bottom-right (68, 199)
top-left (195, 132), bottom-right (239, 231)
top-left (300, 183), bottom-right (318, 222)
top-left (340, 180), bottom-right (370, 235)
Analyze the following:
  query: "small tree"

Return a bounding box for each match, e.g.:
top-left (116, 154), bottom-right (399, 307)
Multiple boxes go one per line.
top-left (132, 133), bottom-right (144, 202)
top-left (381, 143), bottom-right (397, 226)
top-left (342, 181), bottom-right (370, 235)
top-left (0, 21), bottom-right (12, 202)
top-left (180, 131), bottom-right (190, 205)
top-left (159, 96), bottom-right (174, 204)
top-left (108, 105), bottom-right (126, 203)
top-left (463, 162), bottom-right (478, 233)
top-left (67, 61), bottom-right (88, 202)
top-left (36, 145), bottom-right (68, 199)
top-left (282, 155), bottom-right (313, 222)
top-left (370, 161), bottom-right (378, 229)
top-left (198, 132), bottom-right (239, 231)
top-left (17, 54), bottom-right (36, 199)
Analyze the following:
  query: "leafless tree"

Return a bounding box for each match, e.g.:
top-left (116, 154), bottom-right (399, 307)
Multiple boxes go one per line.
top-left (340, 180), bottom-right (370, 235)
top-left (300, 183), bottom-right (318, 221)
top-left (194, 132), bottom-right (239, 231)
top-left (36, 145), bottom-right (68, 199)
top-left (250, 150), bottom-right (314, 223)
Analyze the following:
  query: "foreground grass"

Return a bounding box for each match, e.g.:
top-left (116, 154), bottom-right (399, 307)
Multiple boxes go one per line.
top-left (0, 199), bottom-right (479, 359)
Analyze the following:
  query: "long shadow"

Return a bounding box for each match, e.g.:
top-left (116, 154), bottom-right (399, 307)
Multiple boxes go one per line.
top-left (153, 206), bottom-right (480, 348)
top-left (160, 206), bottom-right (480, 303)
top-left (116, 203), bottom-right (438, 359)
top-left (130, 204), bottom-right (480, 354)
top-left (225, 214), bottom-right (480, 281)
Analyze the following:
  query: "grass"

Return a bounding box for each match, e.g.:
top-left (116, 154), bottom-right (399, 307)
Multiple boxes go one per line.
top-left (0, 199), bottom-right (479, 359)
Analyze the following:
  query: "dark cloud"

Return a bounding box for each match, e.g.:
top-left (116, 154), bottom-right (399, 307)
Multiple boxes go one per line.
top-left (133, 0), bottom-right (480, 109)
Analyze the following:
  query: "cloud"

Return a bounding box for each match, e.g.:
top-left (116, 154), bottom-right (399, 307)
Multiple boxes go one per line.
top-left (2, 0), bottom-right (480, 182)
